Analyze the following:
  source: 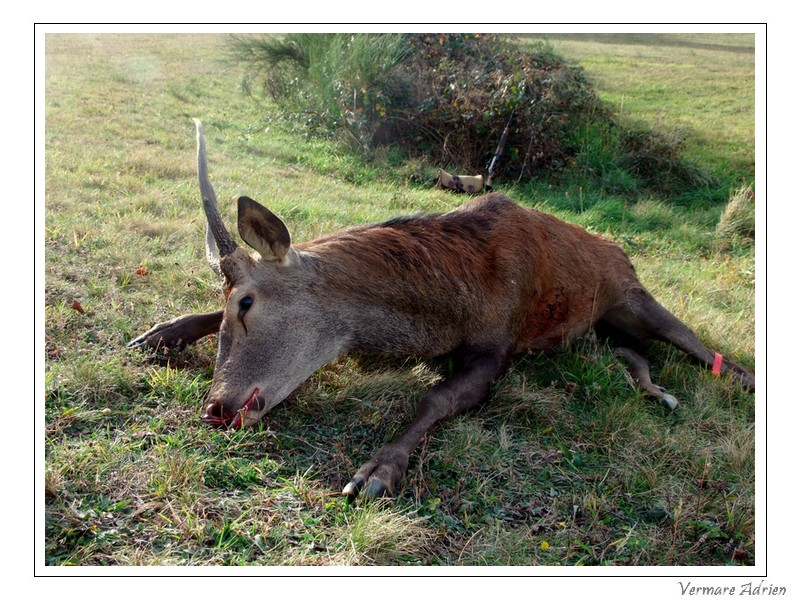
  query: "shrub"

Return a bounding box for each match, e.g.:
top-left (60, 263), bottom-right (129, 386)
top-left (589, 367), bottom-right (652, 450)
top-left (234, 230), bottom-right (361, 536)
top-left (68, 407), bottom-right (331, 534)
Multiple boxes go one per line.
top-left (618, 124), bottom-right (714, 196)
top-left (231, 34), bottom-right (600, 177)
top-left (230, 33), bottom-right (714, 197)
top-left (383, 34), bottom-right (600, 178)
top-left (559, 120), bottom-right (716, 200)
top-left (230, 33), bottom-right (410, 134)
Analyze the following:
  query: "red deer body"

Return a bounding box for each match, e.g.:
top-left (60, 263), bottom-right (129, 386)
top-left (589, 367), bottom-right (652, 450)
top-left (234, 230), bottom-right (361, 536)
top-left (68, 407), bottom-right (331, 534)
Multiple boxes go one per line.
top-left (129, 121), bottom-right (755, 499)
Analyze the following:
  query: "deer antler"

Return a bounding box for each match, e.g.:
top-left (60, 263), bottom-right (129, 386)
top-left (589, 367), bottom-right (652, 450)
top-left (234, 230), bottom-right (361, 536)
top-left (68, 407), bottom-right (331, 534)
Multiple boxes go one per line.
top-left (194, 119), bottom-right (238, 276)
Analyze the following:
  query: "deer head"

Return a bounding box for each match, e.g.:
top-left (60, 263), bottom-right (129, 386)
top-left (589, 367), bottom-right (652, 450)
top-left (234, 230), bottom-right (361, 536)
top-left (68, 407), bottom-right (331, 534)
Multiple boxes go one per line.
top-left (193, 120), bottom-right (348, 428)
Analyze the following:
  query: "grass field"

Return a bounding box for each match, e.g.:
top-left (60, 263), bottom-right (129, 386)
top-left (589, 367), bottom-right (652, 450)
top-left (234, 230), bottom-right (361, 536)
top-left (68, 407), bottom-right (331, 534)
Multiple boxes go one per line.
top-left (519, 33), bottom-right (755, 184)
top-left (43, 33), bottom-right (756, 568)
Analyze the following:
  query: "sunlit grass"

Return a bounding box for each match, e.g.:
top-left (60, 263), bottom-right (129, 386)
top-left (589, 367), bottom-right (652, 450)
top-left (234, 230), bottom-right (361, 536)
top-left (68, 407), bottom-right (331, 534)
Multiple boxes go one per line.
top-left (516, 33), bottom-right (755, 182)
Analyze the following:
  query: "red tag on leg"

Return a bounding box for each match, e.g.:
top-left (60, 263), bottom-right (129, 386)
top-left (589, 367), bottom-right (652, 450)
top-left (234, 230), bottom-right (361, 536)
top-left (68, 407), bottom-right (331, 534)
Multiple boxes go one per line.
top-left (711, 352), bottom-right (723, 377)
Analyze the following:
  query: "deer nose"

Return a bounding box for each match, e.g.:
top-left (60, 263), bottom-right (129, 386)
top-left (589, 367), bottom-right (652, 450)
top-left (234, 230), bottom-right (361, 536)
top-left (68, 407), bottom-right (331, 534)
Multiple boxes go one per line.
top-left (201, 400), bottom-right (232, 427)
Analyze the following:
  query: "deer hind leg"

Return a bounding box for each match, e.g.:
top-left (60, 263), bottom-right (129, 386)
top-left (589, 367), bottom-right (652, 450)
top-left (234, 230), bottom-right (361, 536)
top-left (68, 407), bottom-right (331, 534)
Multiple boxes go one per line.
top-left (127, 310), bottom-right (224, 352)
top-left (593, 318), bottom-right (680, 409)
top-left (601, 287), bottom-right (755, 397)
top-left (612, 346), bottom-right (680, 410)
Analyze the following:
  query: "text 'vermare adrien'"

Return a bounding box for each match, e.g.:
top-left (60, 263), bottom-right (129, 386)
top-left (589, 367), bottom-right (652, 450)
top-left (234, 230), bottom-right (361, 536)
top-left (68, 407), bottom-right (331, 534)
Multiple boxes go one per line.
top-left (678, 581), bottom-right (787, 596)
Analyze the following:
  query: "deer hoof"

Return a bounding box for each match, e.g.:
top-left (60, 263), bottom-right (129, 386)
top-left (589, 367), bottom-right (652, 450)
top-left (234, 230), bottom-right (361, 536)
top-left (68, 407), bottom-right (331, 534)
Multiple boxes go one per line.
top-left (363, 478), bottom-right (390, 499)
top-left (342, 475), bottom-right (390, 500)
top-left (342, 475), bottom-right (365, 498)
top-left (341, 445), bottom-right (407, 500)
top-left (660, 393), bottom-right (679, 410)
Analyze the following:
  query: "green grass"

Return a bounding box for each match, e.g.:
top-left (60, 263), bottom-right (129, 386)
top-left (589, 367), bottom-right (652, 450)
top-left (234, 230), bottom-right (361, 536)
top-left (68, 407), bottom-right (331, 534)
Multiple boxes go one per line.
top-left (43, 33), bottom-right (755, 567)
top-left (517, 33), bottom-right (755, 183)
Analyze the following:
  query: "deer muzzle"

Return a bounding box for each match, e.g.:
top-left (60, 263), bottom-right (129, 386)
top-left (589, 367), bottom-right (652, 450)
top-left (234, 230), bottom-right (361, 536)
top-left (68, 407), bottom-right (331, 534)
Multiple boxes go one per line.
top-left (201, 388), bottom-right (266, 429)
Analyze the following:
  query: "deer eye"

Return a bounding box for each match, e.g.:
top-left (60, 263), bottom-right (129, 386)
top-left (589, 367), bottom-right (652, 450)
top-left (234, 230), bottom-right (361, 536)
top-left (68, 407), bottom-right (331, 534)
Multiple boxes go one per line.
top-left (239, 296), bottom-right (254, 313)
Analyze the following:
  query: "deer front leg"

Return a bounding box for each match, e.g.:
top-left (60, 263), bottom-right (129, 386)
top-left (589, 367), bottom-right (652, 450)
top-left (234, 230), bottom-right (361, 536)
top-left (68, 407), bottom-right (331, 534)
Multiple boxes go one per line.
top-left (342, 347), bottom-right (509, 499)
top-left (127, 310), bottom-right (223, 352)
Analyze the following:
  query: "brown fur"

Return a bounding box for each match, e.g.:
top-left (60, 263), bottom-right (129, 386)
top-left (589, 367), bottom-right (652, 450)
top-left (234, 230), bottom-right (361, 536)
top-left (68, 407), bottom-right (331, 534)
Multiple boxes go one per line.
top-left (294, 194), bottom-right (637, 359)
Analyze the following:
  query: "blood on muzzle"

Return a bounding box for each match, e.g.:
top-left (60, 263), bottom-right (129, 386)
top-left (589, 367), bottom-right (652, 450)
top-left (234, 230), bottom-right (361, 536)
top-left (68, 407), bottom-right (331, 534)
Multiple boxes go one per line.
top-left (201, 389), bottom-right (265, 429)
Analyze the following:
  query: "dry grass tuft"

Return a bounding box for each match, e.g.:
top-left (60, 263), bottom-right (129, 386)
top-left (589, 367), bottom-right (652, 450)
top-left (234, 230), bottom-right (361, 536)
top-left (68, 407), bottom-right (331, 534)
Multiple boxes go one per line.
top-left (716, 184), bottom-right (755, 249)
top-left (318, 505), bottom-right (435, 566)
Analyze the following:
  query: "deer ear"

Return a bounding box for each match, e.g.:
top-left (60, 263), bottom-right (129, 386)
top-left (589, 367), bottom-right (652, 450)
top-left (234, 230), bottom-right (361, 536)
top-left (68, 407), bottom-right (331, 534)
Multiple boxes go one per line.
top-left (237, 196), bottom-right (292, 263)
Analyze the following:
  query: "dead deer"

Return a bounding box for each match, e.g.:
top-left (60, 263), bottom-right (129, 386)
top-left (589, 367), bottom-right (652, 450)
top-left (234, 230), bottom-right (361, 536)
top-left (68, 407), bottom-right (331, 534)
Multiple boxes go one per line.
top-left (128, 120), bottom-right (755, 499)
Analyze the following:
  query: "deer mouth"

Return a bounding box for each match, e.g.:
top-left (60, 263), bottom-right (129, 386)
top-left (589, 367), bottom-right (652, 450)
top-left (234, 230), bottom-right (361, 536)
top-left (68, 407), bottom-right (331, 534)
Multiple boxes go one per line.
top-left (201, 388), bottom-right (265, 429)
